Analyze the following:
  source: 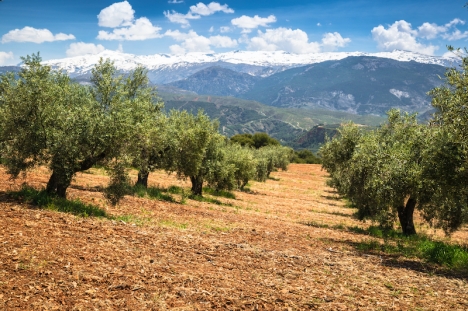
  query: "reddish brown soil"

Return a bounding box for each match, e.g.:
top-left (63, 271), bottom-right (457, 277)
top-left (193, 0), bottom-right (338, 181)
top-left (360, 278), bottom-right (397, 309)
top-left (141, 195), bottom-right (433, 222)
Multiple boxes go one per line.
top-left (0, 164), bottom-right (467, 310)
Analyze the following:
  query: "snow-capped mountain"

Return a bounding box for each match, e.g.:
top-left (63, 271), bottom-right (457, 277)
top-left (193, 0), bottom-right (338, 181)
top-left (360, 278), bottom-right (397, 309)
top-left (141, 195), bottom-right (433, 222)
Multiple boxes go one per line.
top-left (42, 50), bottom-right (457, 84)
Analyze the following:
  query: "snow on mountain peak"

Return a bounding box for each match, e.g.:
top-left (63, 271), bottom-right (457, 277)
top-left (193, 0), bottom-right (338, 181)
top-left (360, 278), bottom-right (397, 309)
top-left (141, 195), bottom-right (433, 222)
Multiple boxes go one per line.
top-left (42, 49), bottom-right (456, 83)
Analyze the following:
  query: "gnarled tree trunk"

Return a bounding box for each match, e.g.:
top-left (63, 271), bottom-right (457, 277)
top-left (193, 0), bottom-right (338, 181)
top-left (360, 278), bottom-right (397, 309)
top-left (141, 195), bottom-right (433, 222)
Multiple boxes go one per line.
top-left (397, 197), bottom-right (417, 236)
top-left (46, 170), bottom-right (72, 198)
top-left (190, 175), bottom-right (203, 196)
top-left (135, 169), bottom-right (149, 188)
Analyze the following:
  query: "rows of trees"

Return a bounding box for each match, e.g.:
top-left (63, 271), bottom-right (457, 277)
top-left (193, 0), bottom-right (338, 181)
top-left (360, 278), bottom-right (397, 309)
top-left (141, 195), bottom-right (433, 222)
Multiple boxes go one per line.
top-left (0, 54), bottom-right (292, 203)
top-left (320, 51), bottom-right (468, 235)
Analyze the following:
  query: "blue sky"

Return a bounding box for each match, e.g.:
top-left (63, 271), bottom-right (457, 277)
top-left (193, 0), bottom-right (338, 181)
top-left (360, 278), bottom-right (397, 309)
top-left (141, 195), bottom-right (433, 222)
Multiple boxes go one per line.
top-left (0, 0), bottom-right (467, 65)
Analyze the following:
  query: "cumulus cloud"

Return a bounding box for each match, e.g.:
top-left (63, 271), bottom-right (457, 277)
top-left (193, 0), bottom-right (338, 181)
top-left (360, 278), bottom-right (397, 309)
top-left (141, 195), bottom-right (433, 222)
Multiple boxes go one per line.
top-left (231, 15), bottom-right (276, 33)
top-left (168, 0), bottom-right (184, 3)
top-left (372, 19), bottom-right (468, 55)
top-left (165, 2), bottom-right (234, 27)
top-left (1, 27), bottom-right (75, 44)
top-left (247, 28), bottom-right (350, 54)
top-left (98, 1), bottom-right (134, 28)
top-left (190, 2), bottom-right (233, 15)
top-left (98, 17), bottom-right (162, 40)
top-left (165, 29), bottom-right (237, 53)
top-left (66, 42), bottom-right (105, 57)
top-left (97, 2), bottom-right (162, 41)
top-left (164, 11), bottom-right (200, 28)
top-left (321, 32), bottom-right (351, 51)
top-left (371, 20), bottom-right (438, 55)
top-left (0, 51), bottom-right (14, 65)
top-left (443, 29), bottom-right (468, 40)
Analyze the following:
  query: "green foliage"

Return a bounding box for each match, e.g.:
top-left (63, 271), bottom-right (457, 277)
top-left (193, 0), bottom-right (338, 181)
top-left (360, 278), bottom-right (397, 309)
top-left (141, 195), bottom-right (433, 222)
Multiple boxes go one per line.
top-left (203, 187), bottom-right (236, 199)
top-left (9, 184), bottom-right (107, 218)
top-left (132, 184), bottom-right (175, 202)
top-left (223, 143), bottom-right (257, 190)
top-left (104, 162), bottom-right (132, 206)
top-left (0, 54), bottom-right (160, 202)
top-left (320, 111), bottom-right (435, 235)
top-left (291, 150), bottom-right (321, 164)
top-left (254, 145), bottom-right (293, 181)
top-left (352, 226), bottom-right (468, 270)
top-left (230, 132), bottom-right (279, 149)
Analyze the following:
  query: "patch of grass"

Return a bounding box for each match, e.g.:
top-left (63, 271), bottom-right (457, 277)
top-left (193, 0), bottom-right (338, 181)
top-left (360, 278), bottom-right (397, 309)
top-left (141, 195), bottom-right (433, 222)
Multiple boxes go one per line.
top-left (159, 219), bottom-right (188, 230)
top-left (189, 194), bottom-right (233, 206)
top-left (114, 215), bottom-right (152, 226)
top-left (132, 184), bottom-right (175, 203)
top-left (167, 185), bottom-right (184, 194)
top-left (203, 187), bottom-right (236, 199)
top-left (351, 225), bottom-right (468, 270)
top-left (303, 221), bottom-right (329, 228)
top-left (9, 184), bottom-right (108, 218)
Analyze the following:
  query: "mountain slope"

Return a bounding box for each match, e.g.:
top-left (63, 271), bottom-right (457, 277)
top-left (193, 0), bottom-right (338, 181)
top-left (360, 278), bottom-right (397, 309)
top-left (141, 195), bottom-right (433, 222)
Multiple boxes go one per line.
top-left (166, 66), bottom-right (260, 97)
top-left (159, 92), bottom-right (385, 145)
top-left (240, 56), bottom-right (446, 115)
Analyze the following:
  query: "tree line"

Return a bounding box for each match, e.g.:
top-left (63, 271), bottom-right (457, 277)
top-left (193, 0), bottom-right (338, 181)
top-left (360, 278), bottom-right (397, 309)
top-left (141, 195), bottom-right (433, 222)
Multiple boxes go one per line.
top-left (0, 54), bottom-right (292, 204)
top-left (320, 50), bottom-right (468, 236)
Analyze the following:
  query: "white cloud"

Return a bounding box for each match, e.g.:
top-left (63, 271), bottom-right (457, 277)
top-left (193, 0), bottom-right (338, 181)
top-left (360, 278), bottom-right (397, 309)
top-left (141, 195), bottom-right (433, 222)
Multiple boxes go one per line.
top-left (165, 29), bottom-right (237, 53)
top-left (417, 22), bottom-right (446, 39)
top-left (443, 29), bottom-right (468, 40)
top-left (98, 1), bottom-right (135, 28)
top-left (321, 32), bottom-right (351, 51)
top-left (0, 51), bottom-right (14, 65)
top-left (97, 2), bottom-right (162, 41)
top-left (168, 0), bottom-right (184, 3)
top-left (209, 26), bottom-right (214, 32)
top-left (231, 15), bottom-right (276, 33)
top-left (189, 2), bottom-right (233, 16)
top-left (66, 42), bottom-right (105, 57)
top-left (98, 17), bottom-right (162, 40)
top-left (317, 23), bottom-right (322, 27)
top-left (165, 2), bottom-right (234, 27)
top-left (164, 11), bottom-right (200, 28)
top-left (117, 43), bottom-right (124, 52)
top-left (372, 18), bottom-right (468, 55)
top-left (220, 26), bottom-right (231, 33)
top-left (371, 20), bottom-right (438, 55)
top-left (246, 27), bottom-right (350, 54)
top-left (418, 19), bottom-right (466, 40)
top-left (1, 27), bottom-right (75, 44)
top-left (209, 35), bottom-right (237, 48)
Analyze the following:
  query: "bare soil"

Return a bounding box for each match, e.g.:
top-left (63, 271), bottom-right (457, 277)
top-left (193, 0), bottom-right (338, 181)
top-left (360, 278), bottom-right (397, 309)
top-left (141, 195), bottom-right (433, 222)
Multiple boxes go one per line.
top-left (0, 164), bottom-right (467, 310)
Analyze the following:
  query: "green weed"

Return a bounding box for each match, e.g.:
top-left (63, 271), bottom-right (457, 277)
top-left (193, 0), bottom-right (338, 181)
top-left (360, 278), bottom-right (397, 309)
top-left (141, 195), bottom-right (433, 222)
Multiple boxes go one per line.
top-left (10, 185), bottom-right (108, 218)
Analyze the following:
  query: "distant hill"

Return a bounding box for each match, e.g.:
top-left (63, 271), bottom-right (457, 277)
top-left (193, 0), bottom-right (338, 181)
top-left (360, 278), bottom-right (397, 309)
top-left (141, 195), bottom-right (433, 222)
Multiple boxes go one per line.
top-left (292, 124), bottom-right (341, 152)
top-left (167, 66), bottom-right (260, 97)
top-left (159, 92), bottom-right (385, 146)
top-left (240, 56), bottom-right (446, 115)
top-left (164, 56), bottom-right (446, 116)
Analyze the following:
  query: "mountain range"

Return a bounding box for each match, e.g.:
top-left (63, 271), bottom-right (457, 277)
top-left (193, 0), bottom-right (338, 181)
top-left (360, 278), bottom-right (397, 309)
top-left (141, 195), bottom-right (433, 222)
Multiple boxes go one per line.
top-left (38, 50), bottom-right (456, 85)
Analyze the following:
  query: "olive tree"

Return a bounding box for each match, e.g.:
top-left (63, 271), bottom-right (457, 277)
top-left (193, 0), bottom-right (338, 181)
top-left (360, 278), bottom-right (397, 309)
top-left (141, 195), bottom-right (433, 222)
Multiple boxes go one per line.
top-left (164, 110), bottom-right (223, 196)
top-left (0, 54), bottom-right (159, 199)
top-left (254, 145), bottom-right (293, 181)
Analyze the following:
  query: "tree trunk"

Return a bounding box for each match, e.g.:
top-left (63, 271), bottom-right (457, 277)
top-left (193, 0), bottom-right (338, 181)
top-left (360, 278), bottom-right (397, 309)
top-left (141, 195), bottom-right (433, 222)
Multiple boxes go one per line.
top-left (46, 170), bottom-right (72, 198)
top-left (190, 175), bottom-right (203, 196)
top-left (46, 171), bottom-right (58, 196)
top-left (135, 169), bottom-right (149, 188)
top-left (397, 197), bottom-right (417, 236)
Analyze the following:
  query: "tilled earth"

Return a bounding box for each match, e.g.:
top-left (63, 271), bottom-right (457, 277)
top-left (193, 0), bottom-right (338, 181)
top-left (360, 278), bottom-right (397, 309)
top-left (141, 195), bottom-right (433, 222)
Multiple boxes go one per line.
top-left (0, 164), bottom-right (467, 310)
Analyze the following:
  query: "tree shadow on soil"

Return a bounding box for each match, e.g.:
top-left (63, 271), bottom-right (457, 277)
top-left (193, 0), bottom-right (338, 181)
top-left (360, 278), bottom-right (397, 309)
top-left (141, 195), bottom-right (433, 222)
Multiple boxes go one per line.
top-left (0, 188), bottom-right (109, 218)
top-left (340, 239), bottom-right (468, 280)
